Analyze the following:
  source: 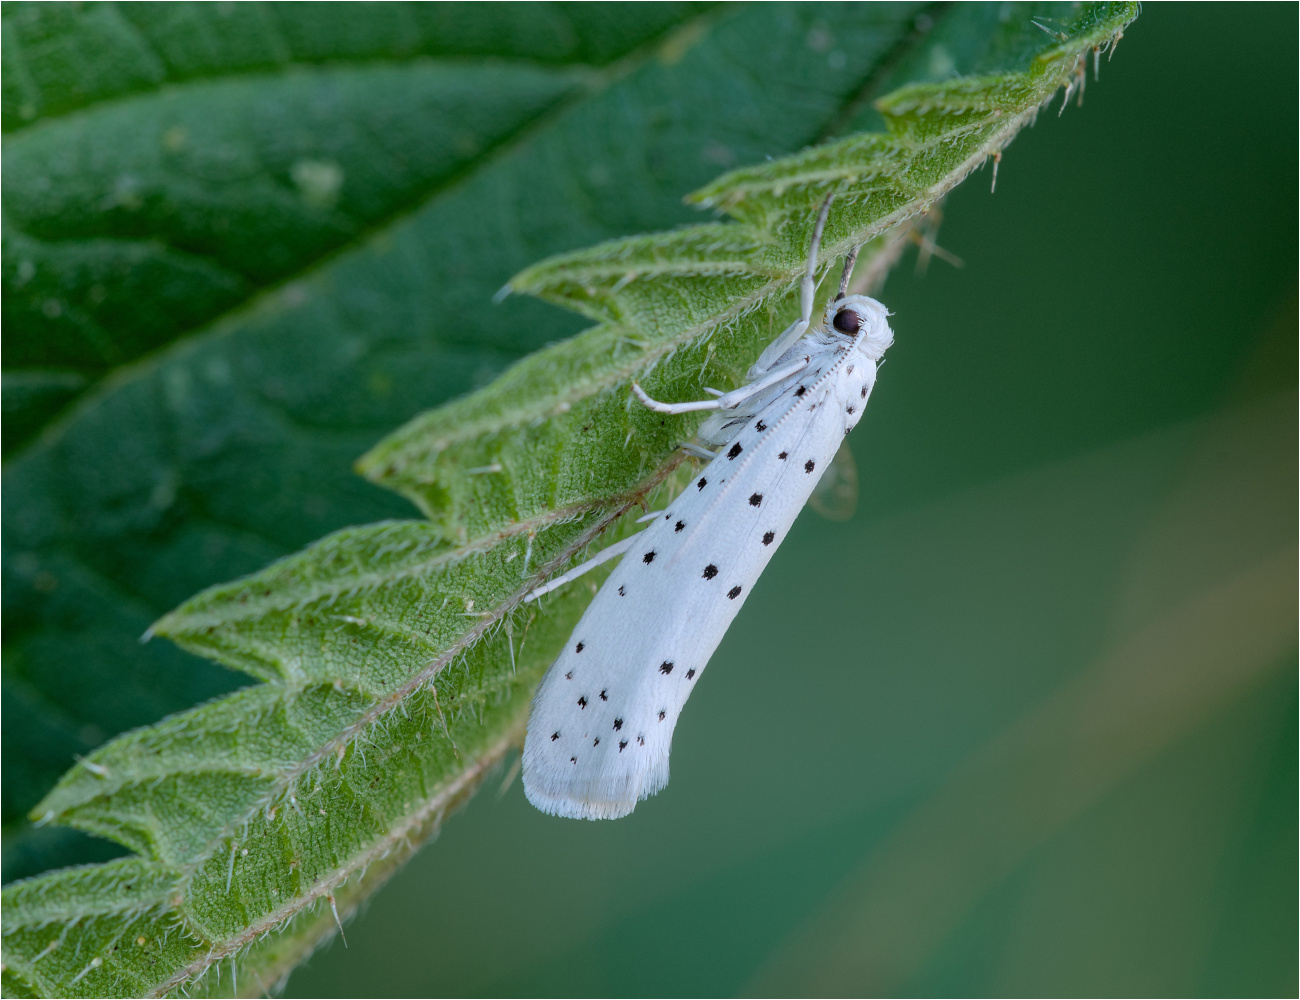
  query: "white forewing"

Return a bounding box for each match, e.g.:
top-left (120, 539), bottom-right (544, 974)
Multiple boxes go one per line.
top-left (523, 297), bottom-right (889, 820)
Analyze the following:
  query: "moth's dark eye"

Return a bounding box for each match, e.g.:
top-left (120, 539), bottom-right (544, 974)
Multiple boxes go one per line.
top-left (833, 308), bottom-right (861, 335)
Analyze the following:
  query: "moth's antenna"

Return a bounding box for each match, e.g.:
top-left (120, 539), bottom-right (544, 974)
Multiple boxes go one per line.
top-left (837, 244), bottom-right (862, 299)
top-left (800, 194), bottom-right (836, 326)
top-left (809, 194), bottom-right (835, 257)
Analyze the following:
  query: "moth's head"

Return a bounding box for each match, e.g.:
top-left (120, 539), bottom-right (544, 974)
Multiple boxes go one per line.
top-left (825, 294), bottom-right (893, 360)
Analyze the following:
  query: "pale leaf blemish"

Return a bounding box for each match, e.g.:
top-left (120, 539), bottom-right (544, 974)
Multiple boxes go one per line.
top-left (291, 159), bottom-right (344, 209)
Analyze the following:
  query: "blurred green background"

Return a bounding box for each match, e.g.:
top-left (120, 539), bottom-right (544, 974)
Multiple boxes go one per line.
top-left (3, 2), bottom-right (1295, 996)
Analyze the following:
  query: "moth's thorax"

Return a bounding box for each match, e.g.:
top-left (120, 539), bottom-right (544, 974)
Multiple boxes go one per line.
top-left (820, 293), bottom-right (893, 361)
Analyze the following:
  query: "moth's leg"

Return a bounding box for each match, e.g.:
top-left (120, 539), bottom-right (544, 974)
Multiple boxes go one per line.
top-left (678, 442), bottom-right (719, 461)
top-left (635, 196), bottom-right (832, 414)
top-left (749, 194), bottom-right (838, 374)
top-left (711, 356), bottom-right (809, 407)
top-left (524, 534), bottom-right (639, 602)
top-left (632, 355), bottom-right (808, 414)
top-left (630, 383), bottom-right (722, 414)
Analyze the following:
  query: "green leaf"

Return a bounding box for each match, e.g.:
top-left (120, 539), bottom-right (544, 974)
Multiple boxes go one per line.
top-left (2, 3), bottom-right (1138, 996)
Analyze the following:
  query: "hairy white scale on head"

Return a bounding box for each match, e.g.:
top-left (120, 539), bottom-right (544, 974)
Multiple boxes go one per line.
top-left (523, 227), bottom-right (894, 820)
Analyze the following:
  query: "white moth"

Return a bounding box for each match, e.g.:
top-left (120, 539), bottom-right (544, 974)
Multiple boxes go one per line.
top-left (522, 200), bottom-right (895, 819)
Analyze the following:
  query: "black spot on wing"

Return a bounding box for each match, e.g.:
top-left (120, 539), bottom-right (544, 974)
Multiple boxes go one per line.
top-left (675, 520), bottom-right (685, 532)
top-left (846, 405), bottom-right (855, 414)
top-left (697, 477), bottom-right (708, 490)
top-left (551, 732), bottom-right (560, 741)
top-left (658, 710), bottom-right (666, 721)
top-left (643, 550), bottom-right (656, 564)
top-left (805, 459), bottom-right (816, 473)
top-left (795, 386), bottom-right (807, 397)
top-left (570, 756), bottom-right (577, 764)
top-left (703, 564), bottom-right (718, 580)
top-left (577, 696), bottom-right (587, 708)
top-left (861, 385), bottom-right (868, 398)
top-left (762, 531), bottom-right (775, 545)
top-left (618, 585), bottom-right (626, 596)
top-left (564, 671), bottom-right (573, 680)
top-left (599, 689), bottom-right (608, 701)
top-left (613, 718), bottom-right (623, 731)
top-left (686, 668), bottom-right (696, 679)
top-left (728, 585), bottom-right (743, 599)
top-left (749, 493), bottom-right (762, 507)
top-left (727, 442), bottom-right (743, 459)
top-left (575, 641), bottom-right (585, 653)
top-left (660, 661), bottom-right (674, 675)
top-left (619, 740), bottom-right (628, 751)
top-left (755, 420), bottom-right (767, 432)
top-left (778, 451), bottom-right (788, 460)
